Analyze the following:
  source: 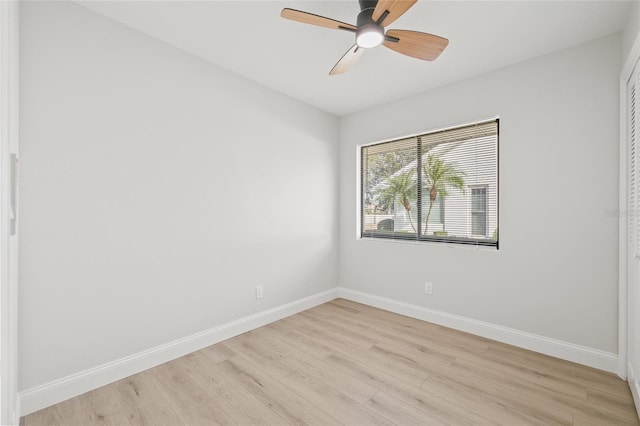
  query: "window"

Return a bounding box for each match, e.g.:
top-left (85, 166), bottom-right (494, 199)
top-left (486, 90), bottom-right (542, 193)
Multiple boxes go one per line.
top-left (471, 187), bottom-right (487, 236)
top-left (424, 193), bottom-right (444, 225)
top-left (360, 119), bottom-right (499, 248)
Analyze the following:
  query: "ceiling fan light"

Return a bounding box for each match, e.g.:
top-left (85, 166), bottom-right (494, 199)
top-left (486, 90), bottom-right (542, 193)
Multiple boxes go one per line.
top-left (356, 24), bottom-right (384, 48)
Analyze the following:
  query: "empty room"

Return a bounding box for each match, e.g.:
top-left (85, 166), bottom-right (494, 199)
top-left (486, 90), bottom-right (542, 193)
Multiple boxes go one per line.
top-left (1, 0), bottom-right (640, 424)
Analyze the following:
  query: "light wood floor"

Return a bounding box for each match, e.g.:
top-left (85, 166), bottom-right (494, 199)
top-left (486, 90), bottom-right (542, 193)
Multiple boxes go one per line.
top-left (23, 299), bottom-right (640, 425)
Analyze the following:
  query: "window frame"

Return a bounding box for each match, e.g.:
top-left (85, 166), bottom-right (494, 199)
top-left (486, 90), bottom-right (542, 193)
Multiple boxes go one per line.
top-left (469, 185), bottom-right (489, 237)
top-left (358, 118), bottom-right (499, 249)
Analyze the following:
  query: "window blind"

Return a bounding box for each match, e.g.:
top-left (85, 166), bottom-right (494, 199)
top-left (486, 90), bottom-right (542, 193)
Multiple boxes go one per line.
top-left (361, 137), bottom-right (417, 238)
top-left (361, 120), bottom-right (499, 248)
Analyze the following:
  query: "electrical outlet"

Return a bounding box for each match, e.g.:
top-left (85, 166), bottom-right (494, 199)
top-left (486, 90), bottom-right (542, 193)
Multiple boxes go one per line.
top-left (424, 282), bottom-right (433, 295)
top-left (256, 285), bottom-right (264, 299)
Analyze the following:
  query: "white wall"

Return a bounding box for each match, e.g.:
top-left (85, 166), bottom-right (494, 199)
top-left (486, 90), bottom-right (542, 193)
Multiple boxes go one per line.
top-left (19, 1), bottom-right (338, 391)
top-left (623, 0), bottom-right (640, 65)
top-left (339, 34), bottom-right (621, 353)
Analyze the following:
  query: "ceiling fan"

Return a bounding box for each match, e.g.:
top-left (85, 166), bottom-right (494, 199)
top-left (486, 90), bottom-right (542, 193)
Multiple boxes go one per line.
top-left (281, 0), bottom-right (448, 75)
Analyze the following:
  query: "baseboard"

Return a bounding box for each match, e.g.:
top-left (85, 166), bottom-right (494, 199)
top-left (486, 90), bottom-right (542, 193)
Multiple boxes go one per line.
top-left (18, 286), bottom-right (621, 417)
top-left (18, 288), bottom-right (338, 417)
top-left (13, 399), bottom-right (19, 426)
top-left (337, 287), bottom-right (619, 374)
top-left (629, 362), bottom-right (640, 420)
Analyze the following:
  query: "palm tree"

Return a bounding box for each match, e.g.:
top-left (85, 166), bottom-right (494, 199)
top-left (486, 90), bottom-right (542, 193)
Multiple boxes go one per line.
top-left (422, 155), bottom-right (466, 235)
top-left (377, 170), bottom-right (417, 232)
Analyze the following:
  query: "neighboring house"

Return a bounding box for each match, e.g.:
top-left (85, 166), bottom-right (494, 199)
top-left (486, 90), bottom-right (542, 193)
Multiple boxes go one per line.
top-left (366, 134), bottom-right (497, 240)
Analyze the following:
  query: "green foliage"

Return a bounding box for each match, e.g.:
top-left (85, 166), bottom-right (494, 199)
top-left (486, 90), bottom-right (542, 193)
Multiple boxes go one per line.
top-left (422, 155), bottom-right (466, 234)
top-left (364, 150), bottom-right (467, 236)
top-left (377, 170), bottom-right (417, 232)
top-left (364, 149), bottom-right (415, 210)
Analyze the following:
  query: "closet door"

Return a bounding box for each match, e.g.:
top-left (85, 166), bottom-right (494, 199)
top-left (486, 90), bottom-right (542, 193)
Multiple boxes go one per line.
top-left (627, 61), bottom-right (640, 411)
top-left (0, 1), bottom-right (19, 423)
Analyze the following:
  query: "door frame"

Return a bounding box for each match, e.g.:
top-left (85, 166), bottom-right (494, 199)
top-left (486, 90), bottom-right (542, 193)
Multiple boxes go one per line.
top-left (620, 29), bottom-right (640, 418)
top-left (0, 1), bottom-right (19, 424)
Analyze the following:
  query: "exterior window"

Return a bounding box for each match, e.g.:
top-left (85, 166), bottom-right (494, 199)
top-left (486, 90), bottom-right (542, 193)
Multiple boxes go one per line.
top-left (471, 187), bottom-right (488, 236)
top-left (360, 119), bottom-right (499, 248)
top-left (424, 194), bottom-right (444, 225)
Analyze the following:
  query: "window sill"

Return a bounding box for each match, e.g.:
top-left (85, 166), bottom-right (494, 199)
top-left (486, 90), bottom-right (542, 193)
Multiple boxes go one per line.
top-left (357, 235), bottom-right (500, 251)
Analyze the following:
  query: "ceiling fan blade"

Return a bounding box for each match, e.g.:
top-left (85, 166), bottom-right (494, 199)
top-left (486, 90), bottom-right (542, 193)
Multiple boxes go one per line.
top-left (372, 0), bottom-right (417, 27)
top-left (329, 44), bottom-right (364, 76)
top-left (383, 29), bottom-right (449, 61)
top-left (281, 8), bottom-right (357, 32)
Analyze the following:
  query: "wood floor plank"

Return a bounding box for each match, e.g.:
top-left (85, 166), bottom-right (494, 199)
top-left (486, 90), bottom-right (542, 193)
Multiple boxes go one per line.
top-left (249, 323), bottom-right (326, 367)
top-left (485, 343), bottom-right (630, 398)
top-left (295, 310), bottom-right (378, 350)
top-left (300, 309), bottom-right (381, 348)
top-left (112, 371), bottom-right (184, 426)
top-left (423, 366), bottom-right (573, 425)
top-left (23, 398), bottom-right (86, 426)
top-left (224, 330), bottom-right (314, 378)
top-left (282, 315), bottom-right (367, 357)
top-left (199, 340), bottom-right (237, 364)
top-left (21, 300), bottom-right (640, 426)
top-left (322, 300), bottom-right (427, 331)
top-left (183, 351), bottom-right (291, 425)
top-left (294, 308), bottom-right (445, 388)
top-left (446, 355), bottom-right (625, 424)
top-left (264, 320), bottom-right (334, 359)
top-left (448, 355), bottom-right (580, 405)
top-left (454, 353), bottom-right (589, 401)
top-left (304, 306), bottom-right (387, 342)
top-left (144, 357), bottom-right (236, 425)
top-left (217, 355), bottom-right (341, 425)
top-left (373, 340), bottom-right (454, 369)
top-left (324, 300), bottom-right (489, 356)
top-left (372, 324), bottom-right (483, 366)
top-left (316, 305), bottom-right (486, 371)
top-left (302, 358), bottom-right (379, 405)
top-left (280, 368), bottom-right (393, 425)
top-left (365, 391), bottom-right (447, 426)
top-left (328, 299), bottom-right (442, 334)
top-left (319, 299), bottom-right (363, 315)
top-left (71, 386), bottom-right (131, 426)
top-left (321, 351), bottom-right (491, 425)
top-left (572, 410), bottom-right (640, 426)
top-left (351, 344), bottom-right (434, 387)
top-left (586, 388), bottom-right (640, 424)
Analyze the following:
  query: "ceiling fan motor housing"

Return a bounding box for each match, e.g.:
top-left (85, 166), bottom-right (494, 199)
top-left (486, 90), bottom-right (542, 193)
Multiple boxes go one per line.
top-left (356, 0), bottom-right (384, 48)
top-left (358, 0), bottom-right (378, 13)
top-left (357, 0), bottom-right (380, 27)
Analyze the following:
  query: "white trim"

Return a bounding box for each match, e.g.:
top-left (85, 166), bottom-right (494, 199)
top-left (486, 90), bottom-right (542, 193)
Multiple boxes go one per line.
top-left (0, 2), bottom-right (19, 424)
top-left (619, 27), bottom-right (640, 382)
top-left (355, 145), bottom-right (362, 239)
top-left (18, 288), bottom-right (338, 417)
top-left (629, 361), bottom-right (640, 420)
top-left (468, 184), bottom-right (489, 238)
top-left (620, 70), bottom-right (629, 380)
top-left (338, 287), bottom-right (619, 373)
top-left (18, 285), bottom-right (625, 417)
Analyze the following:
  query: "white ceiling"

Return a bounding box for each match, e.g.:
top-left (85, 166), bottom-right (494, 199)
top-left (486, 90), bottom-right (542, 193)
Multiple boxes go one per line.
top-left (78, 0), bottom-right (632, 116)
